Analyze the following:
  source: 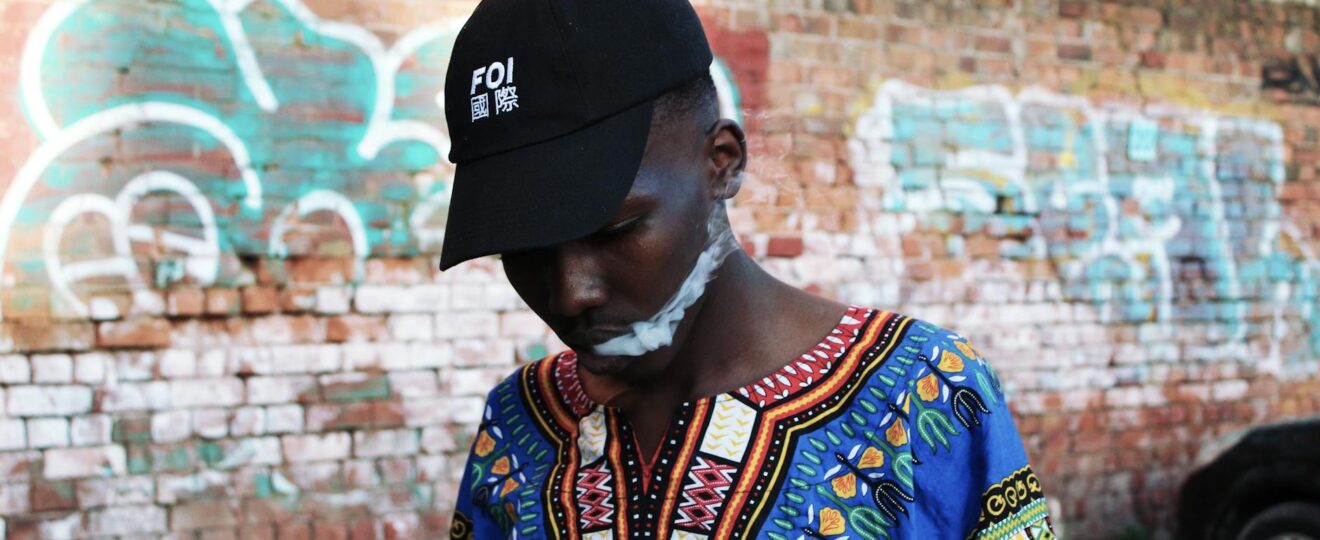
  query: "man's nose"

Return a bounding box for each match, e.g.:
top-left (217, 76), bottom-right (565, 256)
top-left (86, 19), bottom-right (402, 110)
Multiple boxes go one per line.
top-left (549, 242), bottom-right (607, 317)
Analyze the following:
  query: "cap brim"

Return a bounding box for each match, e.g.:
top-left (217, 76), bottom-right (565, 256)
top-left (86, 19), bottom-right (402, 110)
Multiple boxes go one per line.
top-left (438, 98), bottom-right (655, 270)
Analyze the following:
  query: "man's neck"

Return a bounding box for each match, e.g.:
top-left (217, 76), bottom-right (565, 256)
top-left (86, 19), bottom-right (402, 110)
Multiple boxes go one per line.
top-left (587, 250), bottom-right (847, 415)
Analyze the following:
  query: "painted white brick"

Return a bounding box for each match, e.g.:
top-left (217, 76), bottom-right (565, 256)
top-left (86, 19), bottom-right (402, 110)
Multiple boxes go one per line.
top-left (210, 438), bottom-right (281, 471)
top-left (27, 417), bottom-right (70, 448)
top-left (389, 314), bottom-right (435, 341)
top-left (282, 432), bottom-right (351, 462)
top-left (416, 454), bottom-right (447, 482)
top-left (193, 408), bottom-right (229, 439)
top-left (44, 445), bottom-right (127, 479)
top-left (449, 284), bottom-right (485, 311)
top-left (451, 338), bottom-right (515, 368)
top-left (266, 405), bottom-right (304, 434)
top-left (37, 515), bottom-right (80, 539)
top-left (387, 371), bottom-right (440, 398)
top-left (6, 386), bottom-right (93, 417)
top-left (170, 378), bottom-right (244, 408)
top-left (1213, 380), bottom-right (1249, 402)
top-left (197, 349), bottom-right (227, 377)
top-left (421, 427), bottom-right (457, 454)
top-left (482, 283), bottom-right (522, 310)
top-left (247, 376), bottom-right (316, 405)
top-left (155, 470), bottom-right (229, 505)
top-left (246, 436), bottom-right (284, 466)
top-left (86, 504), bottom-right (166, 536)
top-left (446, 368), bottom-right (509, 398)
top-left (499, 311), bottom-right (549, 338)
top-left (0, 419), bottom-right (27, 450)
top-left (70, 415), bottom-right (113, 446)
top-left (359, 282), bottom-right (451, 311)
top-left (411, 284), bottom-right (450, 312)
top-left (353, 429), bottom-right (420, 458)
top-left (434, 312), bottom-right (498, 339)
top-left (73, 352), bottom-right (110, 384)
top-left (448, 396), bottom-right (485, 424)
top-left (401, 399), bottom-right (449, 427)
top-left (157, 349), bottom-right (197, 379)
top-left (267, 345), bottom-right (341, 374)
top-left (354, 285), bottom-right (406, 314)
top-left (316, 286), bottom-right (352, 314)
top-left (114, 352), bottom-right (156, 381)
top-left (408, 343), bottom-right (454, 370)
top-left (99, 382), bottom-right (170, 412)
top-left (75, 476), bottom-right (155, 508)
top-left (227, 346), bottom-right (275, 375)
top-left (31, 354), bottom-right (73, 383)
top-left (151, 410), bottom-right (191, 443)
top-left (0, 355), bottom-right (30, 384)
top-left (342, 342), bottom-right (409, 371)
top-left (231, 407), bottom-right (266, 437)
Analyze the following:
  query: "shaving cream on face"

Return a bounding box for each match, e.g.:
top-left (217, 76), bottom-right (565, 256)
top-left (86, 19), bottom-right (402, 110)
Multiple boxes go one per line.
top-left (592, 204), bottom-right (738, 357)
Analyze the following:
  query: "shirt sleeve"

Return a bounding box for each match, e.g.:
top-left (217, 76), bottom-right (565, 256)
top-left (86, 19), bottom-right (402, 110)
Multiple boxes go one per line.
top-left (903, 331), bottom-right (1055, 540)
top-left (450, 387), bottom-right (511, 540)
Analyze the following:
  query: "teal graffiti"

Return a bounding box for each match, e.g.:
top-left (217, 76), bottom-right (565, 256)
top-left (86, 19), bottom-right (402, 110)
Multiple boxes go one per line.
top-left (852, 80), bottom-right (1320, 366)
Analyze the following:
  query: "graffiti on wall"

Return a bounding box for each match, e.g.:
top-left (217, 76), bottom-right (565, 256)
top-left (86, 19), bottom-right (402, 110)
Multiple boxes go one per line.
top-left (1263, 54), bottom-right (1320, 105)
top-left (850, 80), bottom-right (1320, 370)
top-left (1, 0), bottom-right (744, 321)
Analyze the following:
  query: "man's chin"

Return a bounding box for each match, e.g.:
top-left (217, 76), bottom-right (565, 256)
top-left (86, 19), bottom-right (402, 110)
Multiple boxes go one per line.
top-left (575, 351), bottom-right (635, 376)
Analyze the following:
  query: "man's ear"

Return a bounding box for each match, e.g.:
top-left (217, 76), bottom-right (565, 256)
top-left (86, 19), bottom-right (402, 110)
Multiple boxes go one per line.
top-left (705, 119), bottom-right (747, 201)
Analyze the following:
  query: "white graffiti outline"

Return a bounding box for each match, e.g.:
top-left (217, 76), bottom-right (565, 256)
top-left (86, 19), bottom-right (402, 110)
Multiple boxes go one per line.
top-left (0, 102), bottom-right (260, 320)
top-left (43, 171), bottom-right (220, 318)
top-left (409, 178), bottom-right (453, 252)
top-left (115, 172), bottom-right (223, 286)
top-left (268, 189), bottom-right (369, 279)
top-left (43, 193), bottom-right (146, 319)
top-left (850, 79), bottom-right (1034, 214)
top-left (7, 0), bottom-right (749, 321)
top-left (238, 0), bottom-right (461, 159)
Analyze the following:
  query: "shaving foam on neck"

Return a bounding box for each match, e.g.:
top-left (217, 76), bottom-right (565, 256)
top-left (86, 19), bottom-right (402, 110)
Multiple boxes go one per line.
top-left (592, 205), bottom-right (737, 357)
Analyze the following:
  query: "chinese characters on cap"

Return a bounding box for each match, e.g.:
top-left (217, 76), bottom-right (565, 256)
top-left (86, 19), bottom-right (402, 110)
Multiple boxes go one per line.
top-left (471, 57), bottom-right (518, 122)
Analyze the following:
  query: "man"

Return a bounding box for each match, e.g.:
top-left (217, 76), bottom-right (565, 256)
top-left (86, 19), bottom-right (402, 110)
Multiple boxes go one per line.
top-left (440, 1), bottom-right (1055, 538)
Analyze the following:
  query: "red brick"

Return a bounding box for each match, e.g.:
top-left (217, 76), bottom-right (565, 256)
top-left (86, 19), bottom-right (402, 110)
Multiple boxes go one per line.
top-left (1058, 43), bottom-right (1093, 61)
top-left (975, 35), bottom-right (1012, 54)
top-left (326, 315), bottom-right (389, 343)
top-left (29, 479), bottom-right (76, 512)
top-left (3, 321), bottom-right (95, 352)
top-left (96, 319), bottom-right (171, 349)
top-left (171, 500), bottom-right (238, 531)
top-left (205, 288), bottom-right (241, 317)
top-left (166, 288), bottom-right (205, 317)
top-left (765, 236), bottom-right (805, 257)
top-left (275, 523), bottom-right (312, 540)
top-left (1140, 50), bottom-right (1166, 69)
top-left (1, 288), bottom-right (52, 320)
top-left (241, 286), bottom-right (280, 314)
top-left (312, 522), bottom-right (351, 540)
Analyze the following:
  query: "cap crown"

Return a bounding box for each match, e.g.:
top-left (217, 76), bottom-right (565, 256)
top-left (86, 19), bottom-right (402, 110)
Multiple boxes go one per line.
top-left (444, 0), bottom-right (714, 164)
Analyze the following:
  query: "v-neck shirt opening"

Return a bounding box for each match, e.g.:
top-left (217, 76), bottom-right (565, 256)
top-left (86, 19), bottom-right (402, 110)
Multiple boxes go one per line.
top-left (553, 305), bottom-right (874, 420)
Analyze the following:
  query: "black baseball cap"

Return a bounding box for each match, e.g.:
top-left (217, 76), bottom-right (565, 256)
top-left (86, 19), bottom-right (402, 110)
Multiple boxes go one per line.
top-left (438, 0), bottom-right (714, 270)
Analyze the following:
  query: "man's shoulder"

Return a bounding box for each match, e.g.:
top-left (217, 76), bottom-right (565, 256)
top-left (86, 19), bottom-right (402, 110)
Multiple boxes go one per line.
top-left (854, 309), bottom-right (982, 361)
top-left (852, 309), bottom-right (996, 386)
top-left (481, 351), bottom-right (592, 409)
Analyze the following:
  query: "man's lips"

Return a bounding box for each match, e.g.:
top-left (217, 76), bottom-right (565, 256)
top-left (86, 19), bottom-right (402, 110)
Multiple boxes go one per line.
top-left (562, 327), bottom-right (632, 351)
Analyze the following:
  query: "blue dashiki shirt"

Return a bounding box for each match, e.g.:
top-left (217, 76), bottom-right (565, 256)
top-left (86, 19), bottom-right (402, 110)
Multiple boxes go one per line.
top-left (451, 307), bottom-right (1055, 539)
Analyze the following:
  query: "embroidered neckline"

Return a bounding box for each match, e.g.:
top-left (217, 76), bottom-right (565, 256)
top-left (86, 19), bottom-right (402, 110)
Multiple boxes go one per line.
top-left (551, 305), bottom-right (874, 416)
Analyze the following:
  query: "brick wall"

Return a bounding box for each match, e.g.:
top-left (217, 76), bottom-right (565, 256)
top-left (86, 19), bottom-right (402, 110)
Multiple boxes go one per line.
top-left (1, 0), bottom-right (1318, 538)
